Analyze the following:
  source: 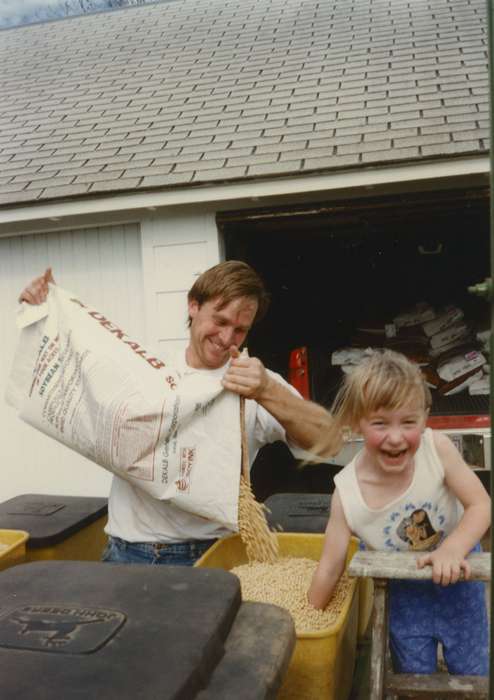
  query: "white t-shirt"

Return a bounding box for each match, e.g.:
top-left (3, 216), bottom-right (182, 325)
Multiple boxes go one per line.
top-left (334, 428), bottom-right (462, 552)
top-left (105, 348), bottom-right (300, 543)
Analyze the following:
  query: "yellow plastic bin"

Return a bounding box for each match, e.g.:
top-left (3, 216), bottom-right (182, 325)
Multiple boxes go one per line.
top-left (196, 532), bottom-right (360, 700)
top-left (357, 574), bottom-right (374, 638)
top-left (0, 529), bottom-right (29, 570)
top-left (0, 495), bottom-right (107, 562)
top-left (265, 492), bottom-right (374, 639)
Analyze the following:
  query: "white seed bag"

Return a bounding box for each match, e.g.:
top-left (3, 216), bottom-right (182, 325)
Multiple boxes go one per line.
top-left (5, 285), bottom-right (241, 529)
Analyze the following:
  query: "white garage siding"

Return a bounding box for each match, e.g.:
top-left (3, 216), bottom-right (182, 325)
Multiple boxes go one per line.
top-left (140, 210), bottom-right (222, 357)
top-left (0, 223), bottom-right (145, 500)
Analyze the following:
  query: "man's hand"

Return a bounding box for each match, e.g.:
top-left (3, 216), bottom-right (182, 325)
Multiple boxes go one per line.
top-left (221, 345), bottom-right (271, 400)
top-left (417, 546), bottom-right (471, 586)
top-left (222, 346), bottom-right (332, 451)
top-left (19, 268), bottom-right (55, 305)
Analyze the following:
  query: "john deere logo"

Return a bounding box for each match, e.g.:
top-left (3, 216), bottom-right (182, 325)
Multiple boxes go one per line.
top-left (0, 605), bottom-right (126, 654)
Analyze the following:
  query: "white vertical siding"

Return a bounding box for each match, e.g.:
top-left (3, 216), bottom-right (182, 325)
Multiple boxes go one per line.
top-left (141, 209), bottom-right (222, 355)
top-left (0, 223), bottom-right (144, 500)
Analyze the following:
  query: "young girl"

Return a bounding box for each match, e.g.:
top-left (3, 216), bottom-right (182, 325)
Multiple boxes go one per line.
top-left (308, 350), bottom-right (490, 676)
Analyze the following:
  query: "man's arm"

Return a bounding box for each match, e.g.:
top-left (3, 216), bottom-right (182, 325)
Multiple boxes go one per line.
top-left (221, 348), bottom-right (331, 450)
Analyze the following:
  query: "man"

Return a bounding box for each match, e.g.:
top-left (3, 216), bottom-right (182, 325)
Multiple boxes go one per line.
top-left (20, 261), bottom-right (330, 565)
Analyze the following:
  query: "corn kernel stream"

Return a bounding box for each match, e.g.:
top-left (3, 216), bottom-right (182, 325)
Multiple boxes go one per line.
top-left (236, 476), bottom-right (351, 631)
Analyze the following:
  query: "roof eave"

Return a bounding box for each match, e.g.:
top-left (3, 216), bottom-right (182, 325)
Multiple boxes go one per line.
top-left (0, 156), bottom-right (489, 237)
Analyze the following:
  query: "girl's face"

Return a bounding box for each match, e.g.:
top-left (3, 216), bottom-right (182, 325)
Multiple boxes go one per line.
top-left (358, 401), bottom-right (427, 475)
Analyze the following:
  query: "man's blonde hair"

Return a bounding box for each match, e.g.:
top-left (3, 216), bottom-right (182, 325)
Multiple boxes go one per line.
top-left (317, 350), bottom-right (431, 457)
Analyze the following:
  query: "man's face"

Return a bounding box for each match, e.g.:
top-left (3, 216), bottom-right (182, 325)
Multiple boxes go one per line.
top-left (186, 295), bottom-right (258, 369)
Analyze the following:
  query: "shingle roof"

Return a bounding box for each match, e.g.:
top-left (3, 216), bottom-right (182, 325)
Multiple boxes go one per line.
top-left (0, 0), bottom-right (489, 207)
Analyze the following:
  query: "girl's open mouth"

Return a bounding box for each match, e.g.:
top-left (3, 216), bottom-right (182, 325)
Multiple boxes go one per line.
top-left (381, 448), bottom-right (407, 462)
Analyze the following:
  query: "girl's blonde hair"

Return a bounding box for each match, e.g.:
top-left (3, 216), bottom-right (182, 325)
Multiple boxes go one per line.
top-left (316, 350), bottom-right (431, 458)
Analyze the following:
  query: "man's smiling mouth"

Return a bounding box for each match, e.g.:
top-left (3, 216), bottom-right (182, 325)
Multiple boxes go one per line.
top-left (209, 339), bottom-right (226, 351)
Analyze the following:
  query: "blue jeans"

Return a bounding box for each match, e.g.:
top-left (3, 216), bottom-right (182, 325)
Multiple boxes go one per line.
top-left (389, 543), bottom-right (488, 676)
top-left (389, 578), bottom-right (489, 675)
top-left (102, 535), bottom-right (217, 566)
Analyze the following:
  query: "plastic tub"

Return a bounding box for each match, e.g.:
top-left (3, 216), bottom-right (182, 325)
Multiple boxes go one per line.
top-left (265, 492), bottom-right (330, 533)
top-left (264, 493), bottom-right (374, 639)
top-left (0, 529), bottom-right (29, 570)
top-left (0, 495), bottom-right (107, 562)
top-left (196, 532), bottom-right (360, 700)
top-left (0, 560), bottom-right (294, 699)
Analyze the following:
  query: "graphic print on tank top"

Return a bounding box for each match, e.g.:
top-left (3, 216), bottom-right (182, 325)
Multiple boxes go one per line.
top-left (383, 502), bottom-right (445, 551)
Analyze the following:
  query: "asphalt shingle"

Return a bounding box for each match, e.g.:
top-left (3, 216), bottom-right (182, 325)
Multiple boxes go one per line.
top-left (0, 0), bottom-right (488, 206)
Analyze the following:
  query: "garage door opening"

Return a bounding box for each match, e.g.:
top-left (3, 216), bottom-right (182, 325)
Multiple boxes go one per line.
top-left (218, 187), bottom-right (490, 499)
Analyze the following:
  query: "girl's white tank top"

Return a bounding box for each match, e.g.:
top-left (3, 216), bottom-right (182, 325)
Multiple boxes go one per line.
top-left (334, 428), bottom-right (462, 552)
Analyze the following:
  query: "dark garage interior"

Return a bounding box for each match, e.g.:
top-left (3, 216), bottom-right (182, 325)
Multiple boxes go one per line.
top-left (220, 187), bottom-right (491, 500)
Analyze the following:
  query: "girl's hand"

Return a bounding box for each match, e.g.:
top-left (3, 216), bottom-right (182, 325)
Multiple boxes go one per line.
top-left (417, 547), bottom-right (471, 586)
top-left (19, 268), bottom-right (55, 305)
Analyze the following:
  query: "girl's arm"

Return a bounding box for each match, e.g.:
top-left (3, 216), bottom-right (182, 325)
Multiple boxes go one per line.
top-left (307, 489), bottom-right (352, 609)
top-left (417, 430), bottom-right (491, 586)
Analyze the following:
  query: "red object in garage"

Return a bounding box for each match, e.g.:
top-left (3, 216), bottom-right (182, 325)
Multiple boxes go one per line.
top-left (427, 414), bottom-right (490, 430)
top-left (288, 347), bottom-right (310, 400)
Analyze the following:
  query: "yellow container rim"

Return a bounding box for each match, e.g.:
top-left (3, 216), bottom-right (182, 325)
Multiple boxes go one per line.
top-left (197, 532), bottom-right (359, 639)
top-left (0, 529), bottom-right (30, 554)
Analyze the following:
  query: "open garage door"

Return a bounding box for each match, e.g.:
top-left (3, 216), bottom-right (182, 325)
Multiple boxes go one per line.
top-left (219, 188), bottom-right (491, 499)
